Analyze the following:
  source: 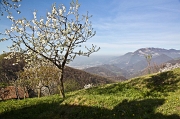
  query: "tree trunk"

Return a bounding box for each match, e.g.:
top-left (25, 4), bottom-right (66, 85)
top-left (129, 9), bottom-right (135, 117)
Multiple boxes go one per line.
top-left (59, 69), bottom-right (65, 99)
top-left (23, 87), bottom-right (27, 100)
top-left (46, 86), bottom-right (50, 96)
top-left (14, 81), bottom-right (20, 100)
top-left (37, 87), bottom-right (41, 98)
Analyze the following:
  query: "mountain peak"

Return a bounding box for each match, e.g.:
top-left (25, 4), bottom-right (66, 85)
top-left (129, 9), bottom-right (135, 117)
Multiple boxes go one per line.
top-left (134, 47), bottom-right (159, 57)
top-left (133, 47), bottom-right (180, 57)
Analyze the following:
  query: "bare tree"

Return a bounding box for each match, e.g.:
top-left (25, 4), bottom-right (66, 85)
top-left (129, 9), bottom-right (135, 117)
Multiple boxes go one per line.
top-left (145, 54), bottom-right (152, 74)
top-left (1, 0), bottom-right (100, 99)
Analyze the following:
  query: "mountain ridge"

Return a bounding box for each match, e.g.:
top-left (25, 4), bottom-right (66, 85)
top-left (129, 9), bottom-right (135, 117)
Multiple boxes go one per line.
top-left (82, 47), bottom-right (180, 79)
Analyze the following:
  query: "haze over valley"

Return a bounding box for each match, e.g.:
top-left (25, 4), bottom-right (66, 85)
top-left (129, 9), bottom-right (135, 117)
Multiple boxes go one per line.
top-left (70, 47), bottom-right (180, 79)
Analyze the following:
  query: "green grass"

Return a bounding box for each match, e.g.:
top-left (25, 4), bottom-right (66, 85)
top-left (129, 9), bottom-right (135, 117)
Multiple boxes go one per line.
top-left (0, 68), bottom-right (180, 119)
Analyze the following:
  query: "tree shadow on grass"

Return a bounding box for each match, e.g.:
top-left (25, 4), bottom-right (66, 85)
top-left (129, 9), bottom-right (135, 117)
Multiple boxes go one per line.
top-left (0, 98), bottom-right (179, 119)
top-left (145, 71), bottom-right (180, 96)
top-left (84, 70), bottom-right (180, 97)
top-left (85, 83), bottom-right (130, 95)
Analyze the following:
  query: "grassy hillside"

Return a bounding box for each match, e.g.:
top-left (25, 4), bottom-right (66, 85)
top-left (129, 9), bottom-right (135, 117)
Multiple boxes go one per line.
top-left (83, 64), bottom-right (128, 77)
top-left (64, 66), bottom-right (114, 86)
top-left (83, 65), bottom-right (127, 81)
top-left (63, 66), bottom-right (114, 92)
top-left (0, 68), bottom-right (180, 119)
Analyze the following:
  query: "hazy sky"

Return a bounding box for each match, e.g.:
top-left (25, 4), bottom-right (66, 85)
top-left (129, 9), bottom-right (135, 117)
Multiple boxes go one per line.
top-left (0, 0), bottom-right (180, 56)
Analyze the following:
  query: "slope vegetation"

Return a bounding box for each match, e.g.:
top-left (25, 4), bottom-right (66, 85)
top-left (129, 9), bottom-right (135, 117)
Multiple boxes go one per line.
top-left (64, 66), bottom-right (114, 91)
top-left (0, 68), bottom-right (180, 119)
top-left (83, 64), bottom-right (127, 81)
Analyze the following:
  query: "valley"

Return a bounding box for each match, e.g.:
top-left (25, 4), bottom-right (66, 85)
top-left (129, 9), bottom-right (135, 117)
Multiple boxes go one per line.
top-left (70, 48), bottom-right (180, 79)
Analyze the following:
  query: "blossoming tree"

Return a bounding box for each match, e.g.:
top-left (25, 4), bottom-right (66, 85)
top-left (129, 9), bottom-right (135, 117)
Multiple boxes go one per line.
top-left (1, 0), bottom-right (100, 98)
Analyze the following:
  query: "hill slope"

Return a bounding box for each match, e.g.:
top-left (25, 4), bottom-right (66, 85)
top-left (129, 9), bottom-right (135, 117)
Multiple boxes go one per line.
top-left (83, 64), bottom-right (127, 81)
top-left (0, 68), bottom-right (180, 119)
top-left (109, 48), bottom-right (180, 77)
top-left (64, 66), bottom-right (114, 89)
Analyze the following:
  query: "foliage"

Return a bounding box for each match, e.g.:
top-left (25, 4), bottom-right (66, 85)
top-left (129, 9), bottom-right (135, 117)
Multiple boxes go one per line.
top-left (64, 79), bottom-right (81, 92)
top-left (17, 65), bottom-right (60, 97)
top-left (1, 0), bottom-right (99, 98)
top-left (0, 52), bottom-right (25, 83)
top-left (0, 68), bottom-right (180, 119)
top-left (64, 66), bottom-right (113, 86)
top-left (17, 65), bottom-right (112, 97)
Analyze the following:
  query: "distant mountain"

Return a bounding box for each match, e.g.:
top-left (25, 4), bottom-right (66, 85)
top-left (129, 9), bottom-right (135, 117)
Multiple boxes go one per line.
top-left (131, 58), bottom-right (180, 79)
top-left (70, 48), bottom-right (180, 79)
top-left (108, 48), bottom-right (180, 77)
top-left (109, 48), bottom-right (180, 66)
top-left (69, 55), bottom-right (114, 69)
top-left (83, 66), bottom-right (117, 77)
top-left (124, 54), bottom-right (173, 72)
top-left (83, 64), bottom-right (127, 81)
top-left (165, 58), bottom-right (180, 65)
top-left (83, 48), bottom-right (180, 79)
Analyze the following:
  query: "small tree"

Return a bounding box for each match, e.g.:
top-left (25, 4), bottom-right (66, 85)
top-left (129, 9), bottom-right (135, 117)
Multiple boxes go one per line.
top-left (1, 0), bottom-right (100, 99)
top-left (18, 64), bottom-right (60, 98)
top-left (145, 54), bottom-right (152, 74)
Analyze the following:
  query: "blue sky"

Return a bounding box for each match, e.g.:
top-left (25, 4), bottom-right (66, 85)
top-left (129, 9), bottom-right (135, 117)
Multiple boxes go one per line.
top-left (0, 0), bottom-right (180, 56)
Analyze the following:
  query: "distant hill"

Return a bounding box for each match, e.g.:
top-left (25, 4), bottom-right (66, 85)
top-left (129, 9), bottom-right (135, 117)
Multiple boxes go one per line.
top-left (165, 58), bottom-right (180, 65)
top-left (83, 64), bottom-right (127, 81)
top-left (123, 54), bottom-right (173, 75)
top-left (130, 57), bottom-right (180, 78)
top-left (64, 66), bottom-right (114, 90)
top-left (109, 48), bottom-right (180, 68)
top-left (80, 48), bottom-right (180, 79)
top-left (69, 55), bottom-right (114, 69)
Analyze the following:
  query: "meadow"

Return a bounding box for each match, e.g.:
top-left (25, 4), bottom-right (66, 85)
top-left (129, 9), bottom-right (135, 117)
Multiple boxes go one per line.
top-left (0, 68), bottom-right (180, 119)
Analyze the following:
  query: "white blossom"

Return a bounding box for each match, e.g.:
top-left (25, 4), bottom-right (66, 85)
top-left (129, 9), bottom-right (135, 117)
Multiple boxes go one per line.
top-left (76, 4), bottom-right (80, 9)
top-left (42, 40), bottom-right (46, 44)
top-left (48, 12), bottom-right (51, 16)
top-left (32, 20), bottom-right (35, 24)
top-left (159, 63), bottom-right (180, 72)
top-left (17, 10), bottom-right (21, 14)
top-left (84, 84), bottom-right (93, 89)
top-left (37, 31), bottom-right (41, 36)
top-left (59, 9), bottom-right (63, 15)
top-left (33, 11), bottom-right (36, 19)
top-left (25, 23), bottom-right (30, 27)
top-left (33, 26), bottom-right (37, 30)
top-left (52, 6), bottom-right (56, 14)
top-left (46, 21), bottom-right (49, 26)
top-left (62, 5), bottom-right (65, 11)
top-left (69, 7), bottom-right (72, 10)
top-left (40, 19), bottom-right (44, 23)
top-left (5, 30), bottom-right (10, 34)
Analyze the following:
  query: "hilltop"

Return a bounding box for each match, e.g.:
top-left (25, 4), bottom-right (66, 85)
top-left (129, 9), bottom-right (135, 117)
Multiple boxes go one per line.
top-left (0, 68), bottom-right (180, 119)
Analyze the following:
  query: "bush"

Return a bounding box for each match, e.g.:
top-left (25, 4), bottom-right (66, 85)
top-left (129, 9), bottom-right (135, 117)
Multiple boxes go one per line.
top-left (64, 79), bottom-right (81, 92)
